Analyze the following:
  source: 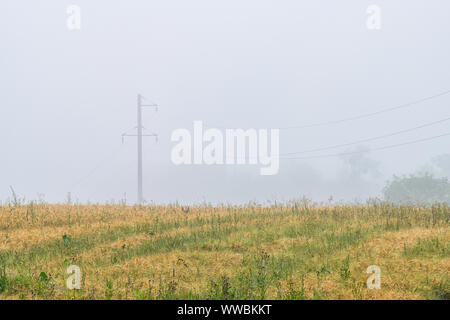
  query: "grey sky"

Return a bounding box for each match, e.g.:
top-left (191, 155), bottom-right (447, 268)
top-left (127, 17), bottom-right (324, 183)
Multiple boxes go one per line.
top-left (1, 1), bottom-right (449, 204)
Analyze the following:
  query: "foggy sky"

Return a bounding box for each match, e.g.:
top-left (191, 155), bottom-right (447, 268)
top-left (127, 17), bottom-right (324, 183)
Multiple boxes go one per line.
top-left (1, 0), bottom-right (450, 204)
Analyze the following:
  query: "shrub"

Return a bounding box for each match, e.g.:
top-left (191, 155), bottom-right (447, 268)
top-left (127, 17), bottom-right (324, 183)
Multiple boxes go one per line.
top-left (383, 173), bottom-right (450, 205)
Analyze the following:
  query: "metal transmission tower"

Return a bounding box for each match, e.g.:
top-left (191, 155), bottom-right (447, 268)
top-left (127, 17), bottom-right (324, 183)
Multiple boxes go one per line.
top-left (122, 94), bottom-right (158, 205)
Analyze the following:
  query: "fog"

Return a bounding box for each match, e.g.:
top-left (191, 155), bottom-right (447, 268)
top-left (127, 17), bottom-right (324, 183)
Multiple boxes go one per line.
top-left (1, 0), bottom-right (450, 204)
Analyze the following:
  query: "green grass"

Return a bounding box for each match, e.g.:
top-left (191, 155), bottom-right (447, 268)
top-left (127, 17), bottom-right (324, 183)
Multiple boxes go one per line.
top-left (0, 203), bottom-right (448, 300)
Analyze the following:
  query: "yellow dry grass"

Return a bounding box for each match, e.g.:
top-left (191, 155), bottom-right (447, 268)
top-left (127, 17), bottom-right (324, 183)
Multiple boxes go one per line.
top-left (0, 203), bottom-right (448, 300)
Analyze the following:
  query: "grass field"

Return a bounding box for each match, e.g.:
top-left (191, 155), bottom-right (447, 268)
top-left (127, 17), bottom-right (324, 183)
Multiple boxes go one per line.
top-left (0, 202), bottom-right (448, 300)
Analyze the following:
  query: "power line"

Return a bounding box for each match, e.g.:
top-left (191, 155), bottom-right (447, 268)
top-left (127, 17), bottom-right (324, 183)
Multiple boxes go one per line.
top-left (68, 144), bottom-right (124, 191)
top-left (278, 88), bottom-right (450, 129)
top-left (224, 116), bottom-right (450, 160)
top-left (207, 88), bottom-right (450, 131)
top-left (282, 132), bottom-right (450, 160)
top-left (281, 116), bottom-right (450, 156)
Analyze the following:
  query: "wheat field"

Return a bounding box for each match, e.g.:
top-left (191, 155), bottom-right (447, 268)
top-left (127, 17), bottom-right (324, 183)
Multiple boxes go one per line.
top-left (0, 203), bottom-right (448, 300)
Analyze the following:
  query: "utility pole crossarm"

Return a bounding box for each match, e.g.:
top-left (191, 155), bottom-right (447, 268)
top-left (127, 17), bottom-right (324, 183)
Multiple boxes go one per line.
top-left (139, 94), bottom-right (159, 110)
top-left (122, 134), bottom-right (158, 137)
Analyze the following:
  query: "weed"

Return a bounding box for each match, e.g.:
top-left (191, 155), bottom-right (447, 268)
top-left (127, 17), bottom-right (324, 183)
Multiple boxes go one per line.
top-left (0, 203), bottom-right (447, 300)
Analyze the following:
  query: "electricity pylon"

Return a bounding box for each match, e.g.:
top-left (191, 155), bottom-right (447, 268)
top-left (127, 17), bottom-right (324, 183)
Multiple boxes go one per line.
top-left (122, 94), bottom-right (158, 205)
